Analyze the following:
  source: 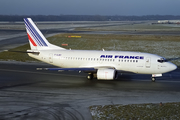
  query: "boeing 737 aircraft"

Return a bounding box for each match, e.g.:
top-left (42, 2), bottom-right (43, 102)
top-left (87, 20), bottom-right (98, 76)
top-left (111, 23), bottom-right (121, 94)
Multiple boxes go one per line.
top-left (24, 18), bottom-right (177, 81)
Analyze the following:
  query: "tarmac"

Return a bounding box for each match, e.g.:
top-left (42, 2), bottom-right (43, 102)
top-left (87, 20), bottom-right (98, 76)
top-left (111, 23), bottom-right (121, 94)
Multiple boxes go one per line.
top-left (0, 61), bottom-right (180, 120)
top-left (0, 21), bottom-right (180, 120)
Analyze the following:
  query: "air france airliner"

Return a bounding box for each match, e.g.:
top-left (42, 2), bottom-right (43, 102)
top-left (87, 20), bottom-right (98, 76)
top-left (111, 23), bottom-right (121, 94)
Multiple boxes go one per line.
top-left (24, 18), bottom-right (177, 81)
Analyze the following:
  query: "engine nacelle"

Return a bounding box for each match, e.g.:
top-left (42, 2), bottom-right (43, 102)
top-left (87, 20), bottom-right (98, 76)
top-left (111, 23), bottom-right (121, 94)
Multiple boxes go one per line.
top-left (97, 69), bottom-right (116, 80)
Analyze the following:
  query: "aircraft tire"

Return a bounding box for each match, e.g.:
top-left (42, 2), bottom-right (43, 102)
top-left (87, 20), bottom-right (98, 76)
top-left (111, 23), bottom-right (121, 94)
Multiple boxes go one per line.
top-left (152, 77), bottom-right (156, 82)
top-left (87, 73), bottom-right (93, 80)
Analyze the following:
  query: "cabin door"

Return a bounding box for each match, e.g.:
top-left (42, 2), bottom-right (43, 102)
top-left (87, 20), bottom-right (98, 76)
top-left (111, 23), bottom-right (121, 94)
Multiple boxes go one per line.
top-left (145, 57), bottom-right (151, 68)
top-left (49, 53), bottom-right (53, 63)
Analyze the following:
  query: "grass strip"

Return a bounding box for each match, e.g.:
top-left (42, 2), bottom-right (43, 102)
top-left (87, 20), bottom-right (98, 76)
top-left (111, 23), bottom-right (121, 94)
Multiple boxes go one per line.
top-left (90, 102), bottom-right (180, 120)
top-left (0, 33), bottom-right (180, 66)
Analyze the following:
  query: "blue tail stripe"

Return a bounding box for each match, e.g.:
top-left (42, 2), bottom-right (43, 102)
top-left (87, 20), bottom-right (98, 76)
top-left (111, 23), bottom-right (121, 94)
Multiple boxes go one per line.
top-left (25, 18), bottom-right (47, 46)
top-left (24, 19), bottom-right (42, 46)
top-left (24, 19), bottom-right (43, 46)
top-left (24, 19), bottom-right (45, 46)
top-left (24, 18), bottom-right (48, 46)
top-left (26, 20), bottom-right (47, 46)
top-left (25, 23), bottom-right (41, 46)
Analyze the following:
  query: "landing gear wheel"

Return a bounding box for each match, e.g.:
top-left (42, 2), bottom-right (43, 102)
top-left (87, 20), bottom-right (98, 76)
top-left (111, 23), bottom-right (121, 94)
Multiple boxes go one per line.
top-left (87, 73), bottom-right (93, 80)
top-left (152, 77), bottom-right (156, 82)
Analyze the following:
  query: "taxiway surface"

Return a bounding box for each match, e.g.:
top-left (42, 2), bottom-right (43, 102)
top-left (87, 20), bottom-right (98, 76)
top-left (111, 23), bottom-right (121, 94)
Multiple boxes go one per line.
top-left (0, 61), bottom-right (180, 120)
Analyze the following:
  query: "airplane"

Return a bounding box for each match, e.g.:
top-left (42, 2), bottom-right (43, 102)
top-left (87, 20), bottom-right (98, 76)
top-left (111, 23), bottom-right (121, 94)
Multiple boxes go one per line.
top-left (24, 18), bottom-right (177, 82)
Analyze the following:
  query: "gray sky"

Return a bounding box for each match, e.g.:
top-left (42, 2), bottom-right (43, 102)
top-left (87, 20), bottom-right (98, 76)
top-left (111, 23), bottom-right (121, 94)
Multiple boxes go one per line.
top-left (0, 0), bottom-right (179, 15)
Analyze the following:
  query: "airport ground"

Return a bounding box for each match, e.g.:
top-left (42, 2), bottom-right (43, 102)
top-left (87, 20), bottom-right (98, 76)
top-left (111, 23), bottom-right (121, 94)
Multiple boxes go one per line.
top-left (0, 61), bottom-right (180, 120)
top-left (0, 21), bottom-right (180, 119)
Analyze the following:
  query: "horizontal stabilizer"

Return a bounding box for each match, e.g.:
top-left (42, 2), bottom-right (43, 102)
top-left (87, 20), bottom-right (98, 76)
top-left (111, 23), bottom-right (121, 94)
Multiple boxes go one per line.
top-left (4, 50), bottom-right (40, 55)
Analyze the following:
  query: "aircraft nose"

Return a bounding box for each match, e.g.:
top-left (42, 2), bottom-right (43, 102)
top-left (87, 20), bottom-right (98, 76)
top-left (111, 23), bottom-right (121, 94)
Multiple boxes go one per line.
top-left (169, 63), bottom-right (177, 71)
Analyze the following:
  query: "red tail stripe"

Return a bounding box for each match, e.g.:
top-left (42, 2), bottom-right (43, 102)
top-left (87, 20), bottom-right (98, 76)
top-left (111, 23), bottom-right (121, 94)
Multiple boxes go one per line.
top-left (27, 33), bottom-right (37, 46)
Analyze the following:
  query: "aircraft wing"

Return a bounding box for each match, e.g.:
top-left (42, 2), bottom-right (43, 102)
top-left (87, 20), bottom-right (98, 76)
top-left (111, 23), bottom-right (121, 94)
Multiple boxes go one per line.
top-left (37, 67), bottom-right (97, 72)
top-left (37, 66), bottom-right (115, 72)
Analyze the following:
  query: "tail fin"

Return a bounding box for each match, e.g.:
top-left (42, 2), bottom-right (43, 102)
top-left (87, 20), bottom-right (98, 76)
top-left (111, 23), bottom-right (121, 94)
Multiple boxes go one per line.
top-left (24, 18), bottom-right (65, 50)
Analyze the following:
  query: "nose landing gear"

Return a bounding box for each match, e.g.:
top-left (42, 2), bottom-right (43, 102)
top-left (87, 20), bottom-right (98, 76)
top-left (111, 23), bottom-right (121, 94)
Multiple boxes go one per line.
top-left (152, 77), bottom-right (156, 82)
top-left (151, 74), bottom-right (162, 82)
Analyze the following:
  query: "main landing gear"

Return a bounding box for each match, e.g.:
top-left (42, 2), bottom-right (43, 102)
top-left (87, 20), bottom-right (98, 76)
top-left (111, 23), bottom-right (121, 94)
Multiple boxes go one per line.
top-left (87, 73), bottom-right (96, 80)
top-left (87, 73), bottom-right (93, 80)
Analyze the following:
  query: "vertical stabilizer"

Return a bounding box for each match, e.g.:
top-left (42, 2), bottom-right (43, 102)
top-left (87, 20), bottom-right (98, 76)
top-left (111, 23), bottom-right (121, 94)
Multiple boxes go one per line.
top-left (24, 18), bottom-right (65, 50)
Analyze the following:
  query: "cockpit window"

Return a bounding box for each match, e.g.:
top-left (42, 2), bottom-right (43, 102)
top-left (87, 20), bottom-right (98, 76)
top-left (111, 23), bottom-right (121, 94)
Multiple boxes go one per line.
top-left (157, 58), bottom-right (168, 63)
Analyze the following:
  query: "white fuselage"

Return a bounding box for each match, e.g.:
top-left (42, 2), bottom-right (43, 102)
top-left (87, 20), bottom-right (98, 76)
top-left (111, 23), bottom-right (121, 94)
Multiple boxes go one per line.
top-left (28, 50), bottom-right (176, 75)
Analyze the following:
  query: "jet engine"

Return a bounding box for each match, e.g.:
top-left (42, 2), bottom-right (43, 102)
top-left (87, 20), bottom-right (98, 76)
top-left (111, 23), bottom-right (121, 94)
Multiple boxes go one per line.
top-left (97, 69), bottom-right (116, 80)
